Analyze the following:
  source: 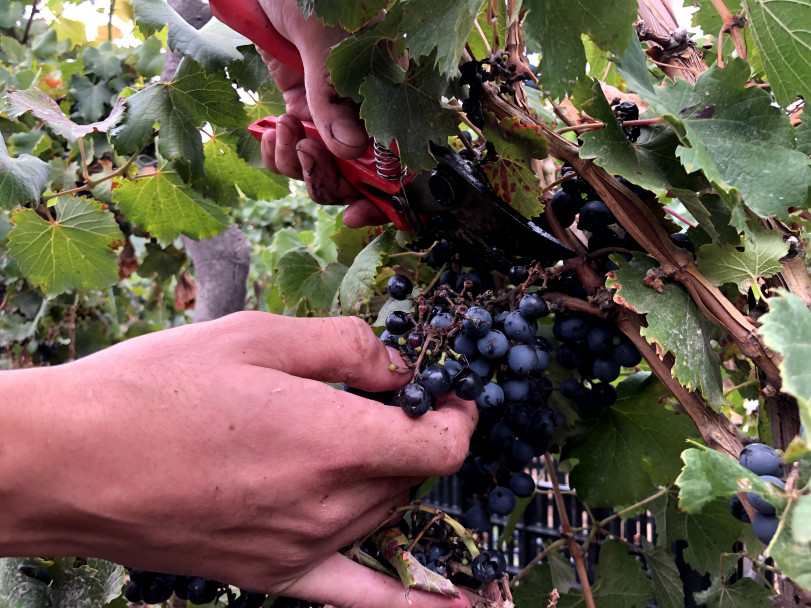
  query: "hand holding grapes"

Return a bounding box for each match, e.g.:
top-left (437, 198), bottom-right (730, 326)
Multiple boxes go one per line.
top-left (0, 312), bottom-right (477, 608)
top-left (256, 0), bottom-right (390, 227)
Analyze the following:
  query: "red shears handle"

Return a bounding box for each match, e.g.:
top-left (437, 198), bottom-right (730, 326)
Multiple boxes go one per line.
top-left (209, 0), bottom-right (412, 231)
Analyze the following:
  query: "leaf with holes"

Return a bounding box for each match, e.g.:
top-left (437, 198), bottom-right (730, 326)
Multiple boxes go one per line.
top-left (7, 197), bottom-right (124, 295)
top-left (480, 113), bottom-right (548, 218)
top-left (6, 88), bottom-right (125, 143)
top-left (113, 169), bottom-right (230, 245)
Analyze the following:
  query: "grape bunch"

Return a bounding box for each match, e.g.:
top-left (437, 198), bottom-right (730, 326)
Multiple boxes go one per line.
top-left (728, 443), bottom-right (785, 545)
top-left (123, 569), bottom-right (266, 607)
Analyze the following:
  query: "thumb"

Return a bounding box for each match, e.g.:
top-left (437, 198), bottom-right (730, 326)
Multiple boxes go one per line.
top-left (285, 553), bottom-right (473, 608)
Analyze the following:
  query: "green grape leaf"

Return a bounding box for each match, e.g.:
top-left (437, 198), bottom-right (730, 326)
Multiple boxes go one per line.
top-left (7, 197), bottom-right (124, 295)
top-left (6, 88), bottom-right (126, 143)
top-left (511, 560), bottom-right (555, 606)
top-left (696, 223), bottom-right (789, 296)
top-left (228, 45), bottom-right (275, 93)
top-left (0, 133), bottom-right (51, 207)
top-left (480, 113), bottom-right (548, 218)
top-left (50, 564), bottom-right (108, 608)
top-left (640, 539), bottom-right (685, 608)
top-left (522, 0), bottom-right (638, 99)
top-left (131, 0), bottom-right (245, 72)
top-left (743, 0), bottom-right (811, 108)
top-left (0, 0), bottom-right (24, 28)
top-left (651, 490), bottom-right (746, 575)
top-left (68, 73), bottom-right (116, 123)
top-left (0, 559), bottom-right (50, 608)
top-left (275, 250), bottom-right (348, 315)
top-left (793, 494), bottom-right (811, 544)
top-left (615, 41), bottom-right (811, 219)
top-left (84, 559), bottom-right (125, 604)
top-left (113, 170), bottom-right (230, 245)
top-left (327, 5), bottom-right (405, 103)
top-left (82, 42), bottom-right (123, 80)
top-left (609, 255), bottom-right (725, 408)
top-left (331, 221), bottom-right (383, 268)
top-left (134, 35), bottom-right (165, 78)
top-left (340, 229), bottom-right (398, 314)
top-left (199, 133), bottom-right (287, 205)
top-left (675, 447), bottom-right (783, 513)
top-left (359, 55), bottom-right (458, 171)
top-left (758, 291), bottom-right (811, 441)
top-left (137, 242), bottom-right (186, 282)
top-left (112, 60), bottom-right (246, 177)
top-left (304, 0), bottom-right (392, 32)
top-left (564, 372), bottom-right (697, 507)
top-left (400, 0), bottom-right (484, 77)
top-left (694, 576), bottom-right (774, 608)
top-left (558, 540), bottom-right (653, 608)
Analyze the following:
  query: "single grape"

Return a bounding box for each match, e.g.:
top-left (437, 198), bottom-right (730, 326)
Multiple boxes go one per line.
top-left (729, 494), bottom-right (751, 523)
top-left (593, 356), bottom-right (621, 382)
top-left (509, 471), bottom-right (536, 498)
top-left (586, 327), bottom-right (614, 354)
top-left (407, 331), bottom-right (424, 349)
top-left (187, 578), bottom-right (220, 605)
top-left (559, 377), bottom-right (584, 399)
top-left (534, 347), bottom-right (551, 372)
top-left (591, 382), bottom-right (617, 407)
top-left (421, 365), bottom-right (452, 397)
top-left (577, 200), bottom-right (614, 232)
top-left (551, 189), bottom-right (582, 227)
top-left (510, 439), bottom-right (535, 466)
top-left (379, 330), bottom-right (402, 348)
top-left (385, 310), bottom-right (411, 335)
top-left (142, 579), bottom-right (174, 605)
top-left (463, 505), bottom-right (491, 533)
top-left (745, 475), bottom-right (785, 516)
top-left (508, 344), bottom-right (539, 375)
top-left (489, 421), bottom-right (515, 449)
top-left (395, 382), bottom-right (433, 417)
top-left (468, 356), bottom-right (492, 381)
top-left (477, 330), bottom-right (509, 359)
top-left (613, 340), bottom-right (642, 367)
top-left (453, 368), bottom-right (484, 400)
top-left (503, 311), bottom-right (537, 342)
top-left (509, 265), bottom-right (529, 284)
top-left (488, 486), bottom-right (516, 516)
top-left (456, 272), bottom-right (483, 295)
top-left (752, 513), bottom-right (779, 545)
top-left (173, 575), bottom-right (193, 600)
top-left (555, 316), bottom-right (591, 342)
top-left (518, 292), bottom-right (549, 320)
top-left (453, 331), bottom-right (479, 358)
top-left (429, 311), bottom-right (454, 330)
top-left (387, 274), bottom-right (413, 300)
top-left (463, 306), bottom-right (493, 337)
top-left (442, 359), bottom-right (464, 380)
top-left (475, 382), bottom-right (505, 410)
top-left (470, 554), bottom-right (497, 583)
top-left (739, 443), bottom-right (783, 477)
top-left (503, 377), bottom-right (531, 402)
top-left (124, 581), bottom-right (142, 603)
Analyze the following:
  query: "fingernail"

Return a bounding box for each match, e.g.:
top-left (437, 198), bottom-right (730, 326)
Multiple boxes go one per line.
top-left (330, 119), bottom-right (368, 149)
top-left (297, 149), bottom-right (314, 177)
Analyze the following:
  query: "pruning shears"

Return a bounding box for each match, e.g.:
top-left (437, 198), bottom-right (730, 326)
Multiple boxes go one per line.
top-left (208, 0), bottom-right (574, 268)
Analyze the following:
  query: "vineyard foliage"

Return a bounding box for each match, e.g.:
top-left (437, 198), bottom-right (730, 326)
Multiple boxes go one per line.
top-left (0, 0), bottom-right (810, 606)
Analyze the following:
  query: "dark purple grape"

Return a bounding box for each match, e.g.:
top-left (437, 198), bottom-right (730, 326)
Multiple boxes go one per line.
top-left (407, 331), bottom-right (424, 349)
top-left (456, 272), bottom-right (483, 295)
top-left (586, 327), bottom-right (614, 354)
top-left (503, 377), bottom-right (531, 402)
top-left (477, 330), bottom-right (509, 359)
top-left (591, 381), bottom-right (617, 407)
top-left (745, 475), bottom-right (785, 516)
top-left (729, 494), bottom-right (751, 523)
top-left (463, 306), bottom-right (493, 337)
top-left (577, 200), bottom-right (614, 232)
top-left (614, 340), bottom-right (642, 367)
top-left (509, 265), bottom-right (529, 284)
top-left (187, 578), bottom-right (219, 605)
top-left (453, 331), bottom-right (479, 358)
top-left (124, 581), bottom-right (142, 603)
top-left (429, 312), bottom-right (454, 329)
top-left (468, 356), bottom-right (491, 381)
top-left (488, 486), bottom-right (516, 515)
top-left (172, 576), bottom-right (193, 600)
top-left (559, 377), bottom-right (584, 399)
top-left (442, 359), bottom-right (464, 379)
top-left (142, 579), bottom-right (173, 604)
top-left (453, 368), bottom-right (484, 400)
top-left (509, 471), bottom-right (536, 498)
top-left (379, 329), bottom-right (403, 348)
top-left (421, 365), bottom-right (452, 397)
top-left (508, 344), bottom-right (539, 375)
top-left (518, 292), bottom-right (549, 320)
top-left (510, 439), bottom-right (535, 467)
top-left (395, 382), bottom-right (433, 417)
top-left (739, 443), bottom-right (783, 477)
top-left (463, 505), bottom-right (491, 533)
top-left (470, 554), bottom-right (497, 583)
top-left (489, 421), bottom-right (515, 449)
top-left (555, 316), bottom-right (591, 342)
top-left (551, 189), bottom-right (582, 227)
top-left (438, 268), bottom-right (458, 287)
top-left (752, 513), bottom-right (779, 545)
top-left (503, 311), bottom-right (537, 342)
top-left (534, 347), bottom-right (551, 372)
top-left (593, 356), bottom-right (621, 382)
top-left (475, 382), bottom-right (505, 410)
top-left (385, 310), bottom-right (411, 334)
top-left (387, 274), bottom-right (413, 300)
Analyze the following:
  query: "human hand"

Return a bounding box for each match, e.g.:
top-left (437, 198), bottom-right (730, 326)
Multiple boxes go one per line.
top-left (256, 0), bottom-right (390, 228)
top-left (3, 313), bottom-right (476, 608)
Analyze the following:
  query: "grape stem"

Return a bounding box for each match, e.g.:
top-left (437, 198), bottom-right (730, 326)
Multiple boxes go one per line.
top-left (544, 453), bottom-right (596, 608)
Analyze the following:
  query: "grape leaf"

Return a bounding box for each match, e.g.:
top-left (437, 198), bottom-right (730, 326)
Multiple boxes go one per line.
top-left (340, 229), bottom-right (398, 314)
top-left (309, 208), bottom-right (341, 266)
top-left (6, 88), bottom-right (125, 143)
top-left (563, 372), bottom-right (697, 507)
top-left (615, 41), bottom-right (811, 219)
top-left (331, 221), bottom-right (382, 268)
top-left (135, 35), bottom-right (165, 78)
top-left (112, 60), bottom-right (245, 177)
top-left (675, 447), bottom-right (783, 513)
top-left (0, 559), bottom-right (50, 608)
top-left (373, 528), bottom-right (459, 599)
top-left (511, 560), bottom-right (555, 606)
top-left (112, 169), bottom-right (230, 245)
top-left (275, 250), bottom-right (348, 314)
top-left (522, 0), bottom-right (638, 99)
top-left (743, 0), bottom-right (811, 108)
top-left (82, 42), bottom-right (123, 80)
top-left (650, 490), bottom-right (746, 575)
top-left (308, 0), bottom-right (392, 32)
top-left (558, 540), bottom-right (653, 608)
top-left (199, 132), bottom-right (287, 205)
top-left (480, 113), bottom-right (548, 218)
top-left (793, 494), bottom-right (811, 544)
top-left (640, 539), bottom-right (685, 608)
top-left (696, 223), bottom-right (789, 296)
top-left (0, 0), bottom-right (24, 28)
top-left (694, 576), bottom-right (774, 608)
top-left (50, 564), bottom-right (108, 608)
top-left (131, 0), bottom-right (245, 72)
top-left (400, 0), bottom-right (484, 77)
top-left (7, 197), bottom-right (124, 295)
top-left (758, 291), bottom-right (811, 442)
top-left (0, 133), bottom-right (51, 207)
top-left (609, 255), bottom-right (725, 408)
top-left (69, 73), bottom-right (117, 123)
top-left (359, 55), bottom-right (458, 171)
